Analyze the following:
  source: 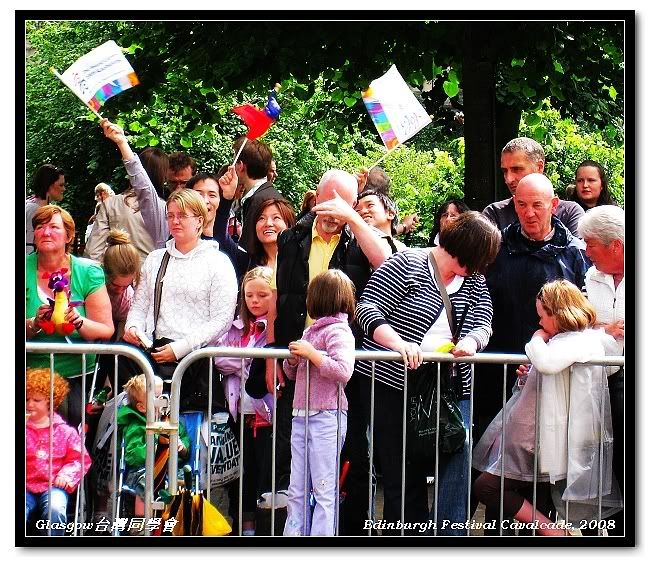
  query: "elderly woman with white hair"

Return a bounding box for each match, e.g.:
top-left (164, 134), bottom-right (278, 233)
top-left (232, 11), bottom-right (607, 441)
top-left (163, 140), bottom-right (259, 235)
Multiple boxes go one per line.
top-left (577, 204), bottom-right (625, 535)
top-left (84, 183), bottom-right (115, 243)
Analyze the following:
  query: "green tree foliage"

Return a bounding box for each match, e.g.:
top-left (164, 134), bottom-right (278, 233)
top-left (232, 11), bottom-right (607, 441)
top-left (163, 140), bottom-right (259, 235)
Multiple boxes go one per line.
top-left (26, 20), bottom-right (130, 222)
top-left (25, 19), bottom-right (624, 246)
top-left (337, 140), bottom-right (465, 246)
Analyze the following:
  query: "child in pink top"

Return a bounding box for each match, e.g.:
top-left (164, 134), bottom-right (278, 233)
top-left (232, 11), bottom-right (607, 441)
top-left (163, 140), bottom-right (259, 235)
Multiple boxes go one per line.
top-left (26, 368), bottom-right (91, 536)
top-left (282, 269), bottom-right (356, 536)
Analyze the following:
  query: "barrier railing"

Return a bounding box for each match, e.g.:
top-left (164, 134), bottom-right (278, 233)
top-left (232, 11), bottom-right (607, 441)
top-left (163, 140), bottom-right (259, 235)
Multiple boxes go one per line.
top-left (160, 347), bottom-right (625, 537)
top-left (25, 342), bottom-right (159, 536)
top-left (24, 343), bottom-right (624, 538)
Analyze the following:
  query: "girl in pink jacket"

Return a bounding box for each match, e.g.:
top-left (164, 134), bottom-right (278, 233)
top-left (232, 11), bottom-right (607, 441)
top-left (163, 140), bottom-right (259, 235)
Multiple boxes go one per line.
top-left (213, 266), bottom-right (275, 535)
top-left (26, 369), bottom-right (91, 536)
top-left (283, 269), bottom-right (356, 536)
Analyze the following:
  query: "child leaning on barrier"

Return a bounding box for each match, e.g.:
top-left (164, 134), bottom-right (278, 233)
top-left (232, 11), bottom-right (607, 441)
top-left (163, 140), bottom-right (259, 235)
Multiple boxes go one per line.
top-left (212, 266), bottom-right (274, 536)
top-left (472, 279), bottom-right (622, 535)
top-left (117, 375), bottom-right (190, 513)
top-left (282, 269), bottom-right (356, 536)
top-left (26, 368), bottom-right (91, 536)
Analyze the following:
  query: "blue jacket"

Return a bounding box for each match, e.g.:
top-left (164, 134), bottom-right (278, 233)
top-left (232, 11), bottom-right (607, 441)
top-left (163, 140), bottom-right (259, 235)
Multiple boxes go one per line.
top-left (485, 217), bottom-right (591, 354)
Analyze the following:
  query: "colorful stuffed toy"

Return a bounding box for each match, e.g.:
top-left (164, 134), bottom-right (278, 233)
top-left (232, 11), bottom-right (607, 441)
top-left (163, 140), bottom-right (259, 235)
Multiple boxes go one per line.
top-left (37, 269), bottom-right (83, 336)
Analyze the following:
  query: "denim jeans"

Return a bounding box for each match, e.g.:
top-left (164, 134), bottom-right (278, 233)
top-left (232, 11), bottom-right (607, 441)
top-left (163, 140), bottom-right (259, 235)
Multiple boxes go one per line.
top-left (26, 488), bottom-right (69, 536)
top-left (429, 399), bottom-right (471, 536)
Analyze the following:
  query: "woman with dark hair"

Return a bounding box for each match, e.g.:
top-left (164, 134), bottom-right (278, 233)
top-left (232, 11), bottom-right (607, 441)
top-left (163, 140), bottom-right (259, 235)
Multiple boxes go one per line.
top-left (570, 160), bottom-right (615, 210)
top-left (85, 140), bottom-right (168, 263)
top-left (26, 164), bottom-right (66, 254)
top-left (214, 168), bottom-right (296, 280)
top-left (356, 211), bottom-right (501, 535)
top-left (427, 198), bottom-right (470, 247)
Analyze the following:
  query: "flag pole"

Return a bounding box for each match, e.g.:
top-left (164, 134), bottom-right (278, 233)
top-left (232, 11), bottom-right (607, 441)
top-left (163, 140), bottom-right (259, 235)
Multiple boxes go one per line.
top-left (50, 67), bottom-right (103, 120)
top-left (232, 137), bottom-right (248, 167)
top-left (368, 144), bottom-right (401, 171)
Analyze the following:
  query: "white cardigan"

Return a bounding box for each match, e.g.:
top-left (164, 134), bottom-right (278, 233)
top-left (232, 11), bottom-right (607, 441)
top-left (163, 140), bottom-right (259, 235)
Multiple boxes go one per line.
top-left (126, 239), bottom-right (238, 360)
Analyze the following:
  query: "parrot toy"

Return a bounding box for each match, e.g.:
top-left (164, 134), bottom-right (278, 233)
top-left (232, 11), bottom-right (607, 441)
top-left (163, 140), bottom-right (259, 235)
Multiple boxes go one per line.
top-left (37, 269), bottom-right (84, 335)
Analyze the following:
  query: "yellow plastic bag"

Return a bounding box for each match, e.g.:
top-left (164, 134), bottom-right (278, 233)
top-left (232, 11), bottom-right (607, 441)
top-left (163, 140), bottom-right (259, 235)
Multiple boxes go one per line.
top-left (160, 489), bottom-right (231, 536)
top-left (199, 495), bottom-right (232, 536)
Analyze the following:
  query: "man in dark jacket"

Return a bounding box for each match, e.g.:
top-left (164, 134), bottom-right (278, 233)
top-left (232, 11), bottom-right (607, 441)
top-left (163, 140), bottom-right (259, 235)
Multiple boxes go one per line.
top-left (233, 136), bottom-right (283, 251)
top-left (268, 169), bottom-right (391, 534)
top-left (476, 173), bottom-right (591, 432)
top-left (473, 172), bottom-right (591, 532)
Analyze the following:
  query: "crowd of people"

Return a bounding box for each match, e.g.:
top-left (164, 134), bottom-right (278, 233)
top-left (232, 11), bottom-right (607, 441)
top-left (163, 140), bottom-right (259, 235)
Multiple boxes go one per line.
top-left (25, 130), bottom-right (625, 538)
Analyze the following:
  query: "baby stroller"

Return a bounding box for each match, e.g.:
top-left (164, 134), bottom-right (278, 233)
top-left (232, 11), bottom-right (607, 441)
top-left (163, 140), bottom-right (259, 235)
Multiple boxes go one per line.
top-left (89, 384), bottom-right (175, 536)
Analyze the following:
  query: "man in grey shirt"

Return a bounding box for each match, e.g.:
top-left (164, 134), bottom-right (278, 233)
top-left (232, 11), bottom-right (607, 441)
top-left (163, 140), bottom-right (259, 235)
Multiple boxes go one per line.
top-left (483, 137), bottom-right (583, 236)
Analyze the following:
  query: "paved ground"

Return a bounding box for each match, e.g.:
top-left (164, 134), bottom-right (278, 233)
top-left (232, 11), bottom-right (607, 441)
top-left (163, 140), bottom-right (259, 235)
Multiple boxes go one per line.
top-left (372, 481), bottom-right (586, 537)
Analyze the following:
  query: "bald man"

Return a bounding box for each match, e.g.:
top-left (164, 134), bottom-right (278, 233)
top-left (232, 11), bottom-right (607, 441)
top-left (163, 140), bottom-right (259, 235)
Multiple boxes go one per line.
top-left (267, 169), bottom-right (391, 532)
top-left (483, 137), bottom-right (584, 236)
top-left (475, 172), bottom-right (591, 433)
top-left (470, 172), bottom-right (592, 531)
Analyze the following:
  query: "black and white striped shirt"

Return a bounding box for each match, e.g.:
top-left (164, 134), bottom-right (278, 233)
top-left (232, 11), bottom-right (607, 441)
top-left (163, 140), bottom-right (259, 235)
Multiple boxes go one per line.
top-left (355, 248), bottom-right (493, 396)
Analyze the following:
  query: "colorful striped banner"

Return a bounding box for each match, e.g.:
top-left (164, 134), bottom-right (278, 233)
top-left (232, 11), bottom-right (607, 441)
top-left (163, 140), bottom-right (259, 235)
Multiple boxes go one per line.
top-left (59, 41), bottom-right (139, 111)
top-left (362, 65), bottom-right (431, 150)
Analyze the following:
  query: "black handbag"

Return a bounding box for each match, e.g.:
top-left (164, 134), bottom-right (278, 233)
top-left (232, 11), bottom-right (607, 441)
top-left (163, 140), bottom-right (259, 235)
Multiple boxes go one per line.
top-left (405, 251), bottom-right (468, 459)
top-left (406, 362), bottom-right (466, 459)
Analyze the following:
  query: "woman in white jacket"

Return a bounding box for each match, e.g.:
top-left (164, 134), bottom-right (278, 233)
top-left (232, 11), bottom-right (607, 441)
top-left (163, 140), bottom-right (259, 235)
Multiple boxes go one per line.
top-left (123, 189), bottom-right (238, 411)
top-left (578, 204), bottom-right (625, 535)
top-left (473, 280), bottom-right (621, 535)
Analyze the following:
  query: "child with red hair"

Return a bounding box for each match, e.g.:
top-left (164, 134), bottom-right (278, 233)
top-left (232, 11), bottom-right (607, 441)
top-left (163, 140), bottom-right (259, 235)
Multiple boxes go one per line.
top-left (26, 368), bottom-right (91, 536)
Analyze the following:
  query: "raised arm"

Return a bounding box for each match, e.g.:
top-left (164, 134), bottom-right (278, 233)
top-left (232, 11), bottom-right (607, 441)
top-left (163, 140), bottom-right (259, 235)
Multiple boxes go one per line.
top-left (100, 119), bottom-right (168, 249)
top-left (312, 191), bottom-right (391, 269)
top-left (84, 199), bottom-right (111, 261)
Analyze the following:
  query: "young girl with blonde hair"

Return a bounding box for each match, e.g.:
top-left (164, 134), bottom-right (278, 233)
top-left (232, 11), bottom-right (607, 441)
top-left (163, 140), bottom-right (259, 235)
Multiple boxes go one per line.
top-left (213, 266), bottom-right (275, 535)
top-left (473, 279), bottom-right (622, 535)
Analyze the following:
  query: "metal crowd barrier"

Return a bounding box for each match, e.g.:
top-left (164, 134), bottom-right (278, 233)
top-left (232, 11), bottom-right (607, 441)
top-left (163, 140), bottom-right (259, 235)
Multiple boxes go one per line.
top-left (24, 343), bottom-right (624, 538)
top-left (160, 348), bottom-right (625, 538)
top-left (25, 342), bottom-right (159, 537)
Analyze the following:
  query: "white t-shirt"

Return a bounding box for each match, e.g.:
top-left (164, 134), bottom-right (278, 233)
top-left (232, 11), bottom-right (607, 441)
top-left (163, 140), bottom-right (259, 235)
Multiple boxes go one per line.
top-left (420, 264), bottom-right (464, 352)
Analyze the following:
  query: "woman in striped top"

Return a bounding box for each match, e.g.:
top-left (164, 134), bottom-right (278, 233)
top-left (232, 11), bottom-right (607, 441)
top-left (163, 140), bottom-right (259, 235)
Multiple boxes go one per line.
top-left (356, 211), bottom-right (501, 535)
